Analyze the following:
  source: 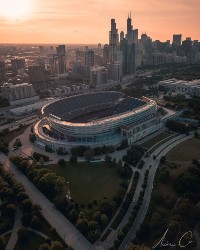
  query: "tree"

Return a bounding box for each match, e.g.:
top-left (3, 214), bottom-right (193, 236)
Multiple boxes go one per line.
top-left (105, 155), bottom-right (112, 164)
top-left (17, 227), bottom-right (29, 242)
top-left (93, 211), bottom-right (101, 222)
top-left (4, 204), bottom-right (16, 217)
top-left (84, 150), bottom-right (94, 162)
top-left (87, 229), bottom-right (101, 243)
top-left (76, 219), bottom-right (89, 235)
top-left (50, 241), bottom-right (63, 250)
top-left (70, 155), bottom-right (77, 164)
top-left (21, 213), bottom-right (32, 227)
top-left (0, 236), bottom-right (5, 250)
top-left (13, 138), bottom-right (22, 148)
top-left (39, 243), bottom-right (50, 250)
top-left (58, 159), bottom-right (66, 167)
top-left (78, 211), bottom-right (85, 219)
top-left (88, 221), bottom-right (99, 231)
top-left (39, 157), bottom-right (45, 165)
top-left (31, 215), bottom-right (42, 230)
top-left (21, 198), bottom-right (33, 213)
top-left (120, 139), bottom-right (128, 149)
top-left (100, 214), bottom-right (108, 227)
top-left (160, 156), bottom-right (166, 164)
top-left (68, 209), bottom-right (78, 223)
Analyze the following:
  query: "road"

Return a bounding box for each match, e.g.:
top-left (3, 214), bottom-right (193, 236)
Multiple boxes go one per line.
top-left (0, 152), bottom-right (95, 250)
top-left (0, 115), bottom-right (39, 132)
top-left (118, 133), bottom-right (193, 250)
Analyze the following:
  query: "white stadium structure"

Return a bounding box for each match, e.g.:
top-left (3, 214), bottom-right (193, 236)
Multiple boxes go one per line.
top-left (34, 91), bottom-right (167, 151)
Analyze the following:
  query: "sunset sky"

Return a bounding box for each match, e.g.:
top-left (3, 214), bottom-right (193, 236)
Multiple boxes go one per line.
top-left (0, 0), bottom-right (199, 44)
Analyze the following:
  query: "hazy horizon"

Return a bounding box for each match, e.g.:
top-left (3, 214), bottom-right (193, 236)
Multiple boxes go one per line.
top-left (0, 0), bottom-right (199, 44)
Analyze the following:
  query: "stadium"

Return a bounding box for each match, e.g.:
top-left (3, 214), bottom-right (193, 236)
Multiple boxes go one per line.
top-left (34, 91), bottom-right (163, 151)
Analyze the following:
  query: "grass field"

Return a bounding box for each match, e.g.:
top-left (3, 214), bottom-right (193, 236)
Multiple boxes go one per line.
top-left (141, 132), bottom-right (172, 149)
top-left (45, 162), bottom-right (124, 205)
top-left (166, 138), bottom-right (200, 162)
top-left (0, 125), bottom-right (28, 144)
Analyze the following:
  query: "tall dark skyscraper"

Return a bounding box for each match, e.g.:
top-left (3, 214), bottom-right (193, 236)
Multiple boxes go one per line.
top-left (173, 34), bottom-right (182, 46)
top-left (121, 13), bottom-right (138, 74)
top-left (120, 31), bottom-right (124, 42)
top-left (53, 44), bottom-right (67, 75)
top-left (85, 50), bottom-right (94, 67)
top-left (103, 44), bottom-right (110, 65)
top-left (109, 19), bottom-right (119, 62)
top-left (0, 61), bottom-right (7, 82)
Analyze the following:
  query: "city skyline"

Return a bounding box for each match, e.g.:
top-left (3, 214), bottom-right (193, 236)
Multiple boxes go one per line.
top-left (0, 0), bottom-right (199, 44)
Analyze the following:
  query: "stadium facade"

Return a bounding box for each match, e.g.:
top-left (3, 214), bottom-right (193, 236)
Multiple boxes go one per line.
top-left (34, 91), bottom-right (164, 151)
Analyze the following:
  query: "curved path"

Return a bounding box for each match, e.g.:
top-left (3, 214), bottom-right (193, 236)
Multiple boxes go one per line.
top-left (0, 152), bottom-right (95, 250)
top-left (118, 133), bottom-right (194, 250)
top-left (98, 133), bottom-right (193, 249)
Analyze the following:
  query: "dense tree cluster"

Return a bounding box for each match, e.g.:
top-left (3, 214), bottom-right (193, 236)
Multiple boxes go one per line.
top-left (70, 145), bottom-right (115, 157)
top-left (0, 140), bottom-right (9, 155)
top-left (13, 138), bottom-right (22, 148)
top-left (122, 145), bottom-right (145, 166)
top-left (166, 120), bottom-right (191, 134)
top-left (9, 156), bottom-right (66, 205)
top-left (33, 152), bottom-right (49, 162)
top-left (0, 164), bottom-right (51, 249)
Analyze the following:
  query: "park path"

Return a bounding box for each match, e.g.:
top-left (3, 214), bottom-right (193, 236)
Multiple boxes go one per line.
top-left (5, 207), bottom-right (22, 250)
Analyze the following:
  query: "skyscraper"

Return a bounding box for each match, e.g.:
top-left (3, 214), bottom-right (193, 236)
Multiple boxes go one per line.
top-left (53, 45), bottom-right (67, 75)
top-left (0, 61), bottom-right (6, 82)
top-left (120, 31), bottom-right (124, 42)
top-left (123, 13), bottom-right (138, 74)
top-left (173, 34), bottom-right (182, 46)
top-left (109, 19), bottom-right (119, 62)
top-left (85, 50), bottom-right (94, 67)
top-left (11, 58), bottom-right (26, 75)
top-left (103, 44), bottom-right (110, 66)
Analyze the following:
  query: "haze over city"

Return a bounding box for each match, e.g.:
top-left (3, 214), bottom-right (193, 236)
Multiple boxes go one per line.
top-left (0, 0), bottom-right (199, 44)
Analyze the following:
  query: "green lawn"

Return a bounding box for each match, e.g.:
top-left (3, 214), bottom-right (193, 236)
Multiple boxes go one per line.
top-left (166, 138), bottom-right (200, 162)
top-left (45, 162), bottom-right (124, 205)
top-left (0, 125), bottom-right (28, 144)
top-left (14, 232), bottom-right (45, 250)
top-left (141, 132), bottom-right (172, 149)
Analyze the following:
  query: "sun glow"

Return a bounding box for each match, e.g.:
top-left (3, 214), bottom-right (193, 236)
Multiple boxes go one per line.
top-left (0, 0), bottom-right (33, 20)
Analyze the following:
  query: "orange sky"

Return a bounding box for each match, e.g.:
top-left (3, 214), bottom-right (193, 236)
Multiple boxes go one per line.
top-left (0, 0), bottom-right (199, 44)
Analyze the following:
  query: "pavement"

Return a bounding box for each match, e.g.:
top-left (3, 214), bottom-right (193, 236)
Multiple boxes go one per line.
top-left (0, 152), bottom-right (96, 250)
